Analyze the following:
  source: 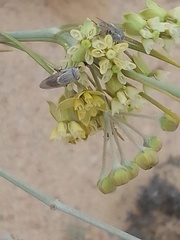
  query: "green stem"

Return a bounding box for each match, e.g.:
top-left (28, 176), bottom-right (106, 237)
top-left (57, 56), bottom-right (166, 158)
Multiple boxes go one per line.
top-left (100, 113), bottom-right (108, 176)
top-left (122, 70), bottom-right (180, 101)
top-left (0, 26), bottom-right (78, 74)
top-left (0, 168), bottom-right (141, 240)
top-left (1, 33), bottom-right (55, 74)
top-left (125, 36), bottom-right (180, 68)
top-left (139, 92), bottom-right (180, 122)
top-left (0, 26), bottom-right (77, 51)
top-left (150, 49), bottom-right (180, 68)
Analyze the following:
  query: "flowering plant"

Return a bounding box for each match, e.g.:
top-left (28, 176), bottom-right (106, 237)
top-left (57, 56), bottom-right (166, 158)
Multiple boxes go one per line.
top-left (0, 1), bottom-right (179, 239)
top-left (0, 0), bottom-right (179, 195)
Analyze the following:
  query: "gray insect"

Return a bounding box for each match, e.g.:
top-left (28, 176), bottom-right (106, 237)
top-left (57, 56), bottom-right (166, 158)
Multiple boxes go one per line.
top-left (97, 19), bottom-right (124, 43)
top-left (39, 67), bottom-right (80, 89)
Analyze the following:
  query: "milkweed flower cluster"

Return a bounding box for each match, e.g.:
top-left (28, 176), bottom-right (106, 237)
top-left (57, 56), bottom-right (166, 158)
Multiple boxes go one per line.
top-left (122, 0), bottom-right (180, 53)
top-left (47, 0), bottom-right (179, 193)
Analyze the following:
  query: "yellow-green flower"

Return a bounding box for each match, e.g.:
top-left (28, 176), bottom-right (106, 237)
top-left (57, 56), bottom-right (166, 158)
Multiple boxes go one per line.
top-left (147, 17), bottom-right (167, 32)
top-left (111, 97), bottom-right (128, 115)
top-left (68, 121), bottom-right (87, 141)
top-left (67, 18), bottom-right (97, 64)
top-left (50, 122), bottom-right (70, 143)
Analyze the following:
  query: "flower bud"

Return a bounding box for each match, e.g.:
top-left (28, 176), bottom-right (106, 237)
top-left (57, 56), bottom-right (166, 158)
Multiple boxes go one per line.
top-left (109, 167), bottom-right (130, 186)
top-left (123, 13), bottom-right (146, 35)
top-left (159, 114), bottom-right (179, 132)
top-left (143, 136), bottom-right (162, 152)
top-left (97, 177), bottom-right (117, 194)
top-left (140, 9), bottom-right (166, 21)
top-left (125, 161), bottom-right (139, 180)
top-left (134, 148), bottom-right (159, 170)
top-left (140, 0), bottom-right (166, 21)
top-left (167, 6), bottom-right (180, 22)
top-left (106, 75), bottom-right (124, 96)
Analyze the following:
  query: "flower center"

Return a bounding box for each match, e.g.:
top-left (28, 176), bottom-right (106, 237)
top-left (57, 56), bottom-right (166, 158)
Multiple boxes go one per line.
top-left (106, 49), bottom-right (116, 60)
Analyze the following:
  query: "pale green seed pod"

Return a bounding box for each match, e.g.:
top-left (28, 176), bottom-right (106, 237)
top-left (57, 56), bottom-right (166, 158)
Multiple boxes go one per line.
top-left (134, 148), bottom-right (159, 170)
top-left (143, 136), bottom-right (162, 152)
top-left (159, 114), bottom-right (179, 132)
top-left (108, 167), bottom-right (130, 186)
top-left (125, 161), bottom-right (139, 180)
top-left (97, 177), bottom-right (117, 194)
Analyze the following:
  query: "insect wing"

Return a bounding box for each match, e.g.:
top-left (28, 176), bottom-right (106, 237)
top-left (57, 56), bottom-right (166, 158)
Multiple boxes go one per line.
top-left (97, 18), bottom-right (110, 35)
top-left (109, 23), bottom-right (124, 43)
top-left (39, 67), bottom-right (80, 89)
top-left (98, 19), bottom-right (124, 43)
top-left (39, 72), bottom-right (65, 89)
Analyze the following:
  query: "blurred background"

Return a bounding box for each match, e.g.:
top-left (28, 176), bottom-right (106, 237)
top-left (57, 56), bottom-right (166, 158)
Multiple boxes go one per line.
top-left (0, 0), bottom-right (179, 239)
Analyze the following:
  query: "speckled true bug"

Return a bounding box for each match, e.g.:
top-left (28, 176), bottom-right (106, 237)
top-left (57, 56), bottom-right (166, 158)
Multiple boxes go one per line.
top-left (97, 18), bottom-right (124, 43)
top-left (39, 67), bottom-right (80, 89)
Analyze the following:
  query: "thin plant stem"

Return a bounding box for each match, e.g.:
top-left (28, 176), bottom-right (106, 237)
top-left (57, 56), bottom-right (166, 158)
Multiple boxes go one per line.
top-left (115, 112), bottom-right (156, 121)
top-left (108, 119), bottom-right (117, 163)
top-left (0, 168), bottom-right (141, 240)
top-left (139, 92), bottom-right (180, 122)
top-left (122, 69), bottom-right (180, 101)
top-left (120, 119), bottom-right (145, 139)
top-left (111, 123), bottom-right (125, 164)
top-left (113, 117), bottom-right (143, 151)
top-left (100, 113), bottom-right (108, 176)
top-left (125, 36), bottom-right (180, 68)
top-left (88, 65), bottom-right (103, 92)
top-left (1, 33), bottom-right (55, 74)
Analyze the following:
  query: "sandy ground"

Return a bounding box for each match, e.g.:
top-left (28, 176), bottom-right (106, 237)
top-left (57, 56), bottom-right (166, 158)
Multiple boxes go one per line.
top-left (0, 0), bottom-right (179, 240)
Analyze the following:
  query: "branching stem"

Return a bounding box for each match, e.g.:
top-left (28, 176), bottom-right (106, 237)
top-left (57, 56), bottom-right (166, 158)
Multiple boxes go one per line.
top-left (0, 168), bottom-right (141, 240)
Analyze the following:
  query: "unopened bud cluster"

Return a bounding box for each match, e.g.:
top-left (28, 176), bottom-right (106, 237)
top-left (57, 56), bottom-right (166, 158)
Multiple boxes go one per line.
top-left (97, 145), bottom-right (162, 194)
top-left (122, 0), bottom-right (180, 53)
